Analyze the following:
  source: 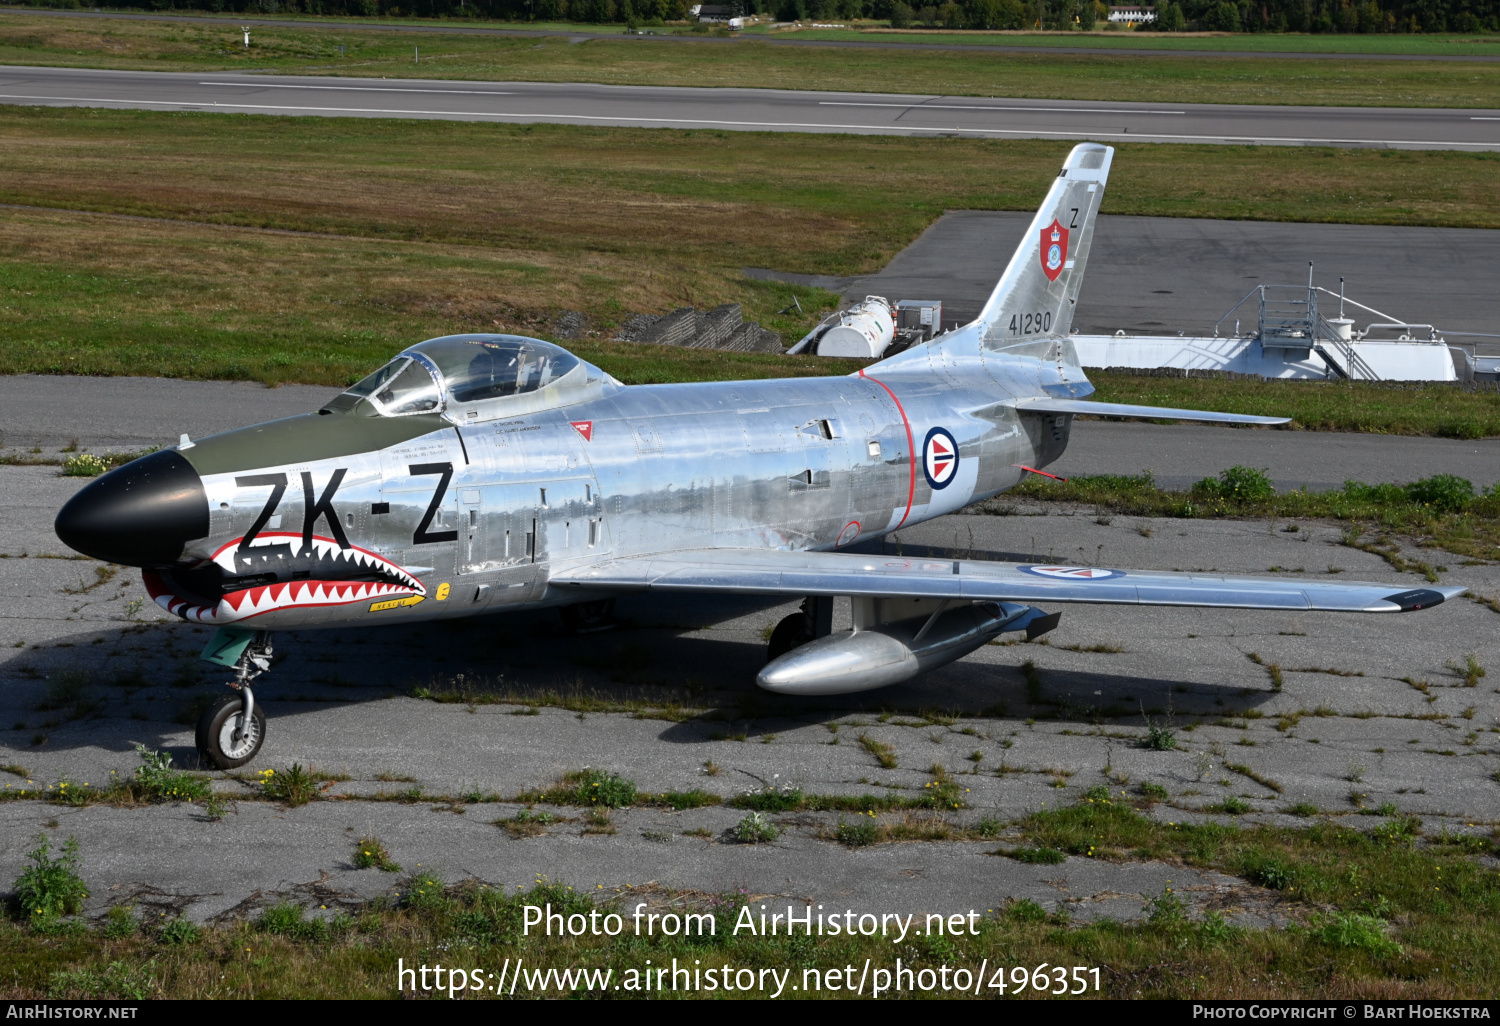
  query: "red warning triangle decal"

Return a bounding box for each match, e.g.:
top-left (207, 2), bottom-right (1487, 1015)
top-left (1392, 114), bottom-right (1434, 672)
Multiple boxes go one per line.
top-left (571, 421), bottom-right (593, 442)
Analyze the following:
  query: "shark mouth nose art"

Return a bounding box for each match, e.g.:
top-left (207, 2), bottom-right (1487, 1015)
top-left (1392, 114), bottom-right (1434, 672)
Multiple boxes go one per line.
top-left (144, 534), bottom-right (425, 624)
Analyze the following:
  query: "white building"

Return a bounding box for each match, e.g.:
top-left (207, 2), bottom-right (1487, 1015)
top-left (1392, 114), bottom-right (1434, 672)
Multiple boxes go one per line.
top-left (1107, 5), bottom-right (1157, 22)
top-left (696, 3), bottom-right (745, 25)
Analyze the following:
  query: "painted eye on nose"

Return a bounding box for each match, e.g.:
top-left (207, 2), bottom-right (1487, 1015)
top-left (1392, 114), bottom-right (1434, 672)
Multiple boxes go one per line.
top-left (55, 450), bottom-right (209, 567)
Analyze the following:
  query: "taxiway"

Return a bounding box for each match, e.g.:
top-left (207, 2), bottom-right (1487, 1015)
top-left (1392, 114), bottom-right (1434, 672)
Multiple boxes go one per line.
top-left (1, 64), bottom-right (1496, 149)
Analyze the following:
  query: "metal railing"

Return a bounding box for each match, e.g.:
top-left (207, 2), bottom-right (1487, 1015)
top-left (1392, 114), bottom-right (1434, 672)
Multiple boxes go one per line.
top-left (1312, 315), bottom-right (1381, 380)
top-left (1212, 283), bottom-right (1402, 380)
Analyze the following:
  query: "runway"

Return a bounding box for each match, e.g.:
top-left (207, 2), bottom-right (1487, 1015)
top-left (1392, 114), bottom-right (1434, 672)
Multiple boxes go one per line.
top-left (1, 64), bottom-right (1497, 149)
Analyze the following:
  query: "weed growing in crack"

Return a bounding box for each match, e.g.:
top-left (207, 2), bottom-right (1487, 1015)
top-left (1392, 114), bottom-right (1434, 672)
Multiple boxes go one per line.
top-left (859, 733), bottom-right (898, 769)
top-left (353, 836), bottom-right (402, 872)
top-left (496, 810), bottom-right (556, 839)
top-left (1141, 702), bottom-right (1177, 751)
top-left (1210, 797), bottom-right (1252, 815)
top-left (1146, 882), bottom-right (1188, 926)
top-left (834, 817), bottom-right (877, 848)
top-left (259, 764), bottom-right (319, 806)
top-left (14, 833), bottom-right (87, 930)
top-left (131, 745), bottom-right (210, 803)
top-left (521, 769), bottom-right (637, 808)
top-left (1447, 655), bottom-right (1487, 688)
top-left (735, 812), bottom-right (780, 844)
top-left (582, 808), bottom-right (616, 835)
top-left (1007, 845), bottom-right (1066, 865)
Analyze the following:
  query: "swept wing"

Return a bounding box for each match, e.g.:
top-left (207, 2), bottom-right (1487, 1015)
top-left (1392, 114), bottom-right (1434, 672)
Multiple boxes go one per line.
top-left (553, 548), bottom-right (1459, 614)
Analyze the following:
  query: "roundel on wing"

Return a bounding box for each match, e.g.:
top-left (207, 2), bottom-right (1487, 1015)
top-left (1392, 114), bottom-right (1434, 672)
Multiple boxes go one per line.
top-left (1019, 565), bottom-right (1126, 581)
top-left (922, 427), bottom-right (959, 490)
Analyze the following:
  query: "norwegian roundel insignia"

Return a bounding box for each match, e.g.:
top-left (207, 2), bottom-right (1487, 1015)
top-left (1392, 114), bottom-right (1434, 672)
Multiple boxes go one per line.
top-left (1039, 218), bottom-right (1069, 283)
top-left (922, 427), bottom-right (959, 490)
top-left (1019, 565), bottom-right (1126, 581)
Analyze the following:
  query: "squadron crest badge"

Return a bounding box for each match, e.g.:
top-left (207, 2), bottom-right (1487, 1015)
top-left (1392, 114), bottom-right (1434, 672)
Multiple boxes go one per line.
top-left (1039, 218), bottom-right (1069, 283)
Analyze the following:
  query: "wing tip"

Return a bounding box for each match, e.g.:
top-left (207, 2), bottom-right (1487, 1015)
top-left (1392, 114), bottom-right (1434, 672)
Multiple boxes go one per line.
top-left (1379, 588), bottom-right (1450, 612)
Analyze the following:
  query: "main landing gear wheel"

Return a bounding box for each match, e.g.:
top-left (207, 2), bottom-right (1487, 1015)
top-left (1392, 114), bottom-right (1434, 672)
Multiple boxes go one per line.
top-left (561, 599), bottom-right (616, 635)
top-left (766, 613), bottom-right (814, 661)
top-left (196, 693), bottom-right (266, 769)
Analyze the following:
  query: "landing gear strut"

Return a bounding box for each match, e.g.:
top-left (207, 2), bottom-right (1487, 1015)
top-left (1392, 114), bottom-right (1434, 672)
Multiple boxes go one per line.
top-left (195, 629), bottom-right (272, 770)
top-left (766, 596), bottom-right (833, 662)
top-left (561, 598), bottom-right (616, 635)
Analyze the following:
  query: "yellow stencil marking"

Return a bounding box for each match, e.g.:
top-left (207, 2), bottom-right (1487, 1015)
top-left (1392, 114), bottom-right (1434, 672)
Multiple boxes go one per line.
top-left (370, 595), bottom-right (425, 612)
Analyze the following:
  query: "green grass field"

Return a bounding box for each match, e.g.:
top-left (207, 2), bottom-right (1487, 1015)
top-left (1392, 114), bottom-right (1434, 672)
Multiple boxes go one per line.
top-left (1087, 375), bottom-right (1500, 439)
top-left (14, 7), bottom-right (1500, 55)
top-left (2, 12), bottom-right (1499, 106)
top-left (756, 22), bottom-right (1500, 55)
top-left (0, 106), bottom-right (1496, 442)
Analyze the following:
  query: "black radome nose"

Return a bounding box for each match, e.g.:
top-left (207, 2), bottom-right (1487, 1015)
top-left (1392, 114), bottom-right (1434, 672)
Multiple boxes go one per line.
top-left (55, 449), bottom-right (210, 567)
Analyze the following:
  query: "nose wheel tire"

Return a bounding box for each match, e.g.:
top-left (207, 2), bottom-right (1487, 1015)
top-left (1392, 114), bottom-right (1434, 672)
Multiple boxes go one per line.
top-left (196, 693), bottom-right (266, 769)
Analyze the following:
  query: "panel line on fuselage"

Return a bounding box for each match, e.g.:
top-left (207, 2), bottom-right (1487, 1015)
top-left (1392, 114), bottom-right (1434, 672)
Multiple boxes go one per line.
top-left (857, 369), bottom-right (915, 530)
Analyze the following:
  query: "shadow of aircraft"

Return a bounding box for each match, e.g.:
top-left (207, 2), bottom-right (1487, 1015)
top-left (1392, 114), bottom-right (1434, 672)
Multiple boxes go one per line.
top-left (0, 582), bottom-right (1274, 768)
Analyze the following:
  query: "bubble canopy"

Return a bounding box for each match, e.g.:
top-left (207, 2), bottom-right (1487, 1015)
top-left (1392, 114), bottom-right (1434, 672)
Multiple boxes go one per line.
top-left (342, 335), bottom-right (585, 417)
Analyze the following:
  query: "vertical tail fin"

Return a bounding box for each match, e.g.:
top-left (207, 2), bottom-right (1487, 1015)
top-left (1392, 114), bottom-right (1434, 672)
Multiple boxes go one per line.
top-left (974, 143), bottom-right (1113, 344)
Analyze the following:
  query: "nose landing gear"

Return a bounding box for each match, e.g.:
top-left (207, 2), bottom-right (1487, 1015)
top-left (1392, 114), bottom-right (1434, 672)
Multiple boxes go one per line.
top-left (195, 628), bottom-right (273, 769)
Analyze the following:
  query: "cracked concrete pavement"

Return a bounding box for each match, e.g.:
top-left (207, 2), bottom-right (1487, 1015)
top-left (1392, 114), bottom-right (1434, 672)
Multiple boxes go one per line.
top-left (0, 380), bottom-right (1497, 925)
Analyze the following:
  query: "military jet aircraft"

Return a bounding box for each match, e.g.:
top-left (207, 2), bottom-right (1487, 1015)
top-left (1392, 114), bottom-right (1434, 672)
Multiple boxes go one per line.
top-left (55, 143), bottom-right (1463, 769)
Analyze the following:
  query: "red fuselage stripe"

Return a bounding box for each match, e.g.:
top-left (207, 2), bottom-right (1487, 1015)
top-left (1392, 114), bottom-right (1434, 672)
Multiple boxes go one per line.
top-left (860, 369), bottom-right (916, 529)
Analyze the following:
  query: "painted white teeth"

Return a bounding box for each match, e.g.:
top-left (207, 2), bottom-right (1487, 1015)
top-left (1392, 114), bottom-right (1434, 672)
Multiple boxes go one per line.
top-left (160, 534), bottom-right (426, 625)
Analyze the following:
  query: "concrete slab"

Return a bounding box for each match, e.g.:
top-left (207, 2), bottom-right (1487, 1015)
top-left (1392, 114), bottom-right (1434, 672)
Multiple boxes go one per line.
top-left (0, 375), bottom-right (335, 453)
top-left (784, 212), bottom-right (1500, 349)
top-left (2, 458), bottom-right (1496, 920)
top-left (0, 800), bottom-right (1278, 926)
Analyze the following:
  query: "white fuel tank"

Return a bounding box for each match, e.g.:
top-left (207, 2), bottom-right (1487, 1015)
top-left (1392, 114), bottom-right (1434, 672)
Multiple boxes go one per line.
top-left (816, 296), bottom-right (895, 359)
top-left (756, 602), bottom-right (1054, 695)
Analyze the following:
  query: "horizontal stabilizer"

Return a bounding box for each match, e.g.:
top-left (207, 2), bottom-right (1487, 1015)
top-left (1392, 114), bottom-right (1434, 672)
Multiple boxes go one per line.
top-left (555, 548), bottom-right (1465, 615)
top-left (1014, 397), bottom-right (1289, 426)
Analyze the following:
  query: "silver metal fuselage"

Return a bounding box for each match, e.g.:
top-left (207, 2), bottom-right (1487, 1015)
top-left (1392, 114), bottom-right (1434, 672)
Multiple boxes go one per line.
top-left (164, 331), bottom-right (1076, 629)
